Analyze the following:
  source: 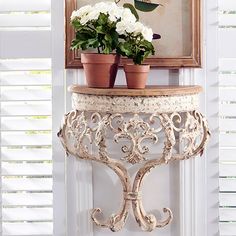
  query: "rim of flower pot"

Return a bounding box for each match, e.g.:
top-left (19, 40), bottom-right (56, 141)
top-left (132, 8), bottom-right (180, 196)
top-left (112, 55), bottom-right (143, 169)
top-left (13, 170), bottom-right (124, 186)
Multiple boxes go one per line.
top-left (124, 64), bottom-right (150, 73)
top-left (81, 53), bottom-right (120, 64)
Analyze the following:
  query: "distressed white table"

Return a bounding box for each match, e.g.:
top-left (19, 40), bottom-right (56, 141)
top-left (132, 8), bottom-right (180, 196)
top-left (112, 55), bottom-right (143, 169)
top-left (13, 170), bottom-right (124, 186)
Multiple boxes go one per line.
top-left (58, 85), bottom-right (210, 232)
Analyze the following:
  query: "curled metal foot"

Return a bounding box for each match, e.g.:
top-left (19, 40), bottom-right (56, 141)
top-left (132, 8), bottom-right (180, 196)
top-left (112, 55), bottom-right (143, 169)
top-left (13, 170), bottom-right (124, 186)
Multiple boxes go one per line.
top-left (132, 158), bottom-right (173, 231)
top-left (134, 204), bottom-right (173, 232)
top-left (156, 208), bottom-right (173, 228)
top-left (91, 208), bottom-right (128, 232)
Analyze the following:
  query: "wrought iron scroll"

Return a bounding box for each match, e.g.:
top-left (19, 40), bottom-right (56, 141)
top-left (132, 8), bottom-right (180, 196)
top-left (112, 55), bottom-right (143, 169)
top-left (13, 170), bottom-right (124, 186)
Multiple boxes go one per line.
top-left (58, 110), bottom-right (210, 232)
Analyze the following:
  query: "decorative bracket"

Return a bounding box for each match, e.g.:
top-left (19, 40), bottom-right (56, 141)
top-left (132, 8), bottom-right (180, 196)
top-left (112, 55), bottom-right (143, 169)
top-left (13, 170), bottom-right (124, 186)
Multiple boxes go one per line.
top-left (58, 109), bottom-right (210, 232)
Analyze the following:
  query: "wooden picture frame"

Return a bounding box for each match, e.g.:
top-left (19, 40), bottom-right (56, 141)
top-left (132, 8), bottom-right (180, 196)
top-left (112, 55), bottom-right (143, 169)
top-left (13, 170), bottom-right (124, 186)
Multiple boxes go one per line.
top-left (65, 0), bottom-right (201, 68)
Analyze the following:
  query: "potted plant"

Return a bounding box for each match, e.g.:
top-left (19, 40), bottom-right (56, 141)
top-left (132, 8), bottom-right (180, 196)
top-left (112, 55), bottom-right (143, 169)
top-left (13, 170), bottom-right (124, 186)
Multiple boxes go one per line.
top-left (116, 21), bottom-right (157, 89)
top-left (70, 2), bottom-right (137, 88)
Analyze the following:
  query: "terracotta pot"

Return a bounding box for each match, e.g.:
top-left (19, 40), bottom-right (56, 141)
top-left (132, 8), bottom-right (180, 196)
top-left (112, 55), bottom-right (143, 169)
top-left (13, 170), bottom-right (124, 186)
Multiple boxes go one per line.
top-left (124, 64), bottom-right (150, 89)
top-left (81, 53), bottom-right (120, 88)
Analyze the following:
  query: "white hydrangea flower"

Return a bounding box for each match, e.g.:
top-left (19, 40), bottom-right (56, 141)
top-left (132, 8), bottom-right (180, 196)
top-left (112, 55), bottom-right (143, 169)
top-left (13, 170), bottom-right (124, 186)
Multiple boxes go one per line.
top-left (125, 21), bottom-right (136, 34)
top-left (71, 5), bottom-right (93, 21)
top-left (141, 26), bottom-right (153, 42)
top-left (108, 6), bottom-right (123, 22)
top-left (70, 10), bottom-right (78, 21)
top-left (80, 14), bottom-right (90, 25)
top-left (116, 21), bottom-right (127, 35)
top-left (94, 1), bottom-right (116, 14)
top-left (121, 8), bottom-right (136, 23)
top-left (133, 22), bottom-right (144, 36)
top-left (94, 2), bottom-right (107, 14)
top-left (87, 9), bottom-right (100, 21)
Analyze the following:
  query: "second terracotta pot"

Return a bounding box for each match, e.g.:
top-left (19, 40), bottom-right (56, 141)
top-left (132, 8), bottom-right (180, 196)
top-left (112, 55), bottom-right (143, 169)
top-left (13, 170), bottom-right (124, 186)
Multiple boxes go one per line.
top-left (81, 53), bottom-right (120, 88)
top-left (124, 64), bottom-right (150, 89)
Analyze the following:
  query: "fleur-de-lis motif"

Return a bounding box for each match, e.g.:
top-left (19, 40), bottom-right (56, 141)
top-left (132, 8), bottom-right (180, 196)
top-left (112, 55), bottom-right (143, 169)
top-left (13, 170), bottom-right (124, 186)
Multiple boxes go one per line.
top-left (58, 109), bottom-right (210, 232)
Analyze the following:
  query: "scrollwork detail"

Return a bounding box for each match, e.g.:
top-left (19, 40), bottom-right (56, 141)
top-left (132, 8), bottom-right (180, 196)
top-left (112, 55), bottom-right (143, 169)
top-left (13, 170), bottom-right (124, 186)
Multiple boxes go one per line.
top-left (58, 108), bottom-right (210, 232)
top-left (113, 114), bottom-right (159, 164)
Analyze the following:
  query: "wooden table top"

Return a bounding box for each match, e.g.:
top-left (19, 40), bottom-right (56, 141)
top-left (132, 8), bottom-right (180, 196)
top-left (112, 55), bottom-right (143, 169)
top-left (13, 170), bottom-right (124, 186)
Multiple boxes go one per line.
top-left (68, 85), bottom-right (203, 97)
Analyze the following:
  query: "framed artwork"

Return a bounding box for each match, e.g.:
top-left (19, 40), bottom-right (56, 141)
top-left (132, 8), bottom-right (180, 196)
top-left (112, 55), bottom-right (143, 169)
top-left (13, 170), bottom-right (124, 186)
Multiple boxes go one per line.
top-left (65, 0), bottom-right (201, 68)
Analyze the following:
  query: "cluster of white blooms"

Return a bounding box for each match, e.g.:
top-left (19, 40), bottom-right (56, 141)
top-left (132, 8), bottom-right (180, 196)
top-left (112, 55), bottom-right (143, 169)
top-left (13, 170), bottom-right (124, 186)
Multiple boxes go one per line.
top-left (71, 2), bottom-right (124, 24)
top-left (116, 20), bottom-right (153, 42)
top-left (71, 1), bottom-right (153, 42)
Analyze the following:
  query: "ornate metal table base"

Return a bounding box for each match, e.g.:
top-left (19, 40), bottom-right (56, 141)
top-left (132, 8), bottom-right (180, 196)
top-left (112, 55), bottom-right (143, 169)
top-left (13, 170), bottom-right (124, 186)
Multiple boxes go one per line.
top-left (58, 108), bottom-right (210, 232)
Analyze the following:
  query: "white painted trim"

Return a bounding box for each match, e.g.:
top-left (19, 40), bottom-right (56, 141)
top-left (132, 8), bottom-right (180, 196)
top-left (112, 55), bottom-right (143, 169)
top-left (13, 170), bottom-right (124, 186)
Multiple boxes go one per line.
top-left (179, 0), bottom-right (220, 233)
top-left (77, 160), bottom-right (94, 236)
top-left (200, 0), bottom-right (219, 235)
top-left (65, 69), bottom-right (94, 236)
top-left (51, 0), bottom-right (66, 235)
top-left (179, 69), bottom-right (207, 236)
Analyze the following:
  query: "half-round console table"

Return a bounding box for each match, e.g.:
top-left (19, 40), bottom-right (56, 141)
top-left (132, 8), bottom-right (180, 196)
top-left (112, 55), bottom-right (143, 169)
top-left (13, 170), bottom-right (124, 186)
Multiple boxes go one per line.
top-left (58, 85), bottom-right (210, 232)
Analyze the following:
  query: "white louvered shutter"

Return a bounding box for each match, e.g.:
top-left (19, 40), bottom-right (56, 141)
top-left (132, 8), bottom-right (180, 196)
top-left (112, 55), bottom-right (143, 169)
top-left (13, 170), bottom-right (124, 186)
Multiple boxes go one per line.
top-left (219, 0), bottom-right (236, 235)
top-left (0, 0), bottom-right (53, 235)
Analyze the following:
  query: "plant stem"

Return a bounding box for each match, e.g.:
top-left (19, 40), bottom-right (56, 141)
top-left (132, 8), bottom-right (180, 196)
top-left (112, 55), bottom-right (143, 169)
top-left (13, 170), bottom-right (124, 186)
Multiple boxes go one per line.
top-left (97, 47), bottom-right (100, 54)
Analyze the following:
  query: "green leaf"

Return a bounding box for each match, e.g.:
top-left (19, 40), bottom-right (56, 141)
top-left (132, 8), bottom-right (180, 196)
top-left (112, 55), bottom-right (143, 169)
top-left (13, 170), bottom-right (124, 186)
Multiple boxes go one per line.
top-left (123, 3), bottom-right (139, 20)
top-left (110, 30), bottom-right (119, 48)
top-left (105, 34), bottom-right (112, 44)
top-left (118, 42), bottom-right (133, 57)
top-left (98, 13), bottom-right (108, 25)
top-left (87, 38), bottom-right (99, 48)
top-left (71, 20), bottom-right (82, 29)
top-left (96, 26), bottom-right (105, 34)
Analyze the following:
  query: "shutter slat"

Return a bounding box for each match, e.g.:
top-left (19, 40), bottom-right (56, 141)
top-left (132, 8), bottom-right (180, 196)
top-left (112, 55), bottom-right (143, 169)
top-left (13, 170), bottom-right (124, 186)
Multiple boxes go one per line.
top-left (220, 134), bottom-right (236, 147)
top-left (220, 193), bottom-right (236, 206)
top-left (220, 59), bottom-right (236, 71)
top-left (1, 102), bottom-right (51, 116)
top-left (2, 178), bottom-right (52, 192)
top-left (3, 193), bottom-right (52, 206)
top-left (219, 74), bottom-right (236, 86)
top-left (1, 88), bottom-right (51, 101)
top-left (0, 14), bottom-right (50, 28)
top-left (0, 1), bottom-right (53, 234)
top-left (2, 117), bottom-right (51, 131)
top-left (2, 163), bottom-right (52, 176)
top-left (1, 133), bottom-right (51, 146)
top-left (3, 222), bottom-right (52, 235)
top-left (0, 0), bottom-right (51, 12)
top-left (220, 178), bottom-right (236, 192)
top-left (220, 164), bottom-right (236, 177)
top-left (2, 208), bottom-right (52, 221)
top-left (220, 222), bottom-right (236, 236)
top-left (219, 3), bottom-right (236, 235)
top-left (0, 73), bottom-right (51, 86)
top-left (220, 89), bottom-right (236, 101)
top-left (220, 119), bottom-right (236, 131)
top-left (220, 208), bottom-right (236, 221)
top-left (0, 31), bottom-right (51, 59)
top-left (219, 0), bottom-right (236, 11)
top-left (219, 14), bottom-right (236, 26)
top-left (219, 29), bottom-right (236, 57)
top-left (2, 148), bottom-right (52, 161)
top-left (0, 59), bottom-right (51, 71)
top-left (220, 104), bottom-right (236, 116)
top-left (220, 149), bottom-right (236, 161)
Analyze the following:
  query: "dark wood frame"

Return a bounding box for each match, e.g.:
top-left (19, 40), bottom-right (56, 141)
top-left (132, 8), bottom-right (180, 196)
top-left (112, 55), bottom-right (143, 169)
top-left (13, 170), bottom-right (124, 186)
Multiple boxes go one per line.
top-left (65, 0), bottom-right (201, 68)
